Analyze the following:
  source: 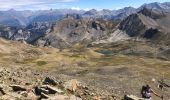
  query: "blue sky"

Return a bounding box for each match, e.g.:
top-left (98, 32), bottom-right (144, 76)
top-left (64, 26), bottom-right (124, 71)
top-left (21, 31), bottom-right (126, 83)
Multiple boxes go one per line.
top-left (0, 0), bottom-right (170, 10)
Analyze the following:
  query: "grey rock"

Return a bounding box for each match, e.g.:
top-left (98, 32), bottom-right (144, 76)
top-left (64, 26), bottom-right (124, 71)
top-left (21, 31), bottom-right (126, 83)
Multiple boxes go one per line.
top-left (0, 87), bottom-right (5, 96)
top-left (124, 95), bottom-right (143, 100)
top-left (10, 85), bottom-right (27, 92)
top-left (0, 84), bottom-right (13, 94)
top-left (42, 85), bottom-right (64, 94)
top-left (39, 92), bottom-right (49, 99)
top-left (43, 77), bottom-right (57, 86)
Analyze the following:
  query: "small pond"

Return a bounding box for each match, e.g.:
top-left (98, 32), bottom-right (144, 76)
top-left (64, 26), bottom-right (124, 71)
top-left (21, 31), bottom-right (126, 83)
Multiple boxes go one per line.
top-left (96, 50), bottom-right (113, 55)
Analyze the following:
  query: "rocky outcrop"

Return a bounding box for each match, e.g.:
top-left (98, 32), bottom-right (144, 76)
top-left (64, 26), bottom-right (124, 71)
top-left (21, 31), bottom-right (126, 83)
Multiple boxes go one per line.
top-left (119, 14), bottom-right (148, 37)
top-left (139, 7), bottom-right (166, 20)
top-left (35, 18), bottom-right (118, 48)
top-left (119, 7), bottom-right (170, 43)
top-left (25, 22), bottom-right (53, 43)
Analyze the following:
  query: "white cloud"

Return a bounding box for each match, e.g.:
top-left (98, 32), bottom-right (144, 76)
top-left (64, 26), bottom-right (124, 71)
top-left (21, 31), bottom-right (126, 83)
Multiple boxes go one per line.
top-left (84, 8), bottom-right (90, 11)
top-left (71, 7), bottom-right (92, 11)
top-left (71, 7), bottom-right (81, 10)
top-left (0, 0), bottom-right (78, 10)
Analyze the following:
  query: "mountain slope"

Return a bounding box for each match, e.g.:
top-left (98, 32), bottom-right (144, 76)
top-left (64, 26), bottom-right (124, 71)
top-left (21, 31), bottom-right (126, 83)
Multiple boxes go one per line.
top-left (0, 9), bottom-right (33, 26)
top-left (139, 2), bottom-right (170, 12)
top-left (114, 7), bottom-right (137, 20)
top-left (35, 17), bottom-right (118, 48)
top-left (0, 22), bottom-right (52, 43)
top-left (119, 7), bottom-right (170, 44)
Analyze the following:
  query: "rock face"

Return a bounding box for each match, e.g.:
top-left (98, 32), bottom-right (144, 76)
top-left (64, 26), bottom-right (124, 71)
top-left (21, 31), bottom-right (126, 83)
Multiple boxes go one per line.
top-left (119, 8), bottom-right (159, 37)
top-left (138, 7), bottom-right (166, 20)
top-left (119, 7), bottom-right (170, 44)
top-left (25, 22), bottom-right (53, 43)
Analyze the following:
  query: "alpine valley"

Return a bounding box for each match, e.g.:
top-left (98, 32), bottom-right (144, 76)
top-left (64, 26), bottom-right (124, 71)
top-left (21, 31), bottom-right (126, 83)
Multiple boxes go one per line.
top-left (0, 2), bottom-right (169, 100)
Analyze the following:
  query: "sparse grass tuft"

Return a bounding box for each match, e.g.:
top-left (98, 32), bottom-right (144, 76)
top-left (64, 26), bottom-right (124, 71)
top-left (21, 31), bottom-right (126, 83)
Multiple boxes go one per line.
top-left (36, 61), bottom-right (47, 66)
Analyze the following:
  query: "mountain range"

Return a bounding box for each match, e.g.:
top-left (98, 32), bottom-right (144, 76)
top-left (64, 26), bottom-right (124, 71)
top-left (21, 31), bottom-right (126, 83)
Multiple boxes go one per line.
top-left (0, 2), bottom-right (170, 27)
top-left (0, 2), bottom-right (170, 49)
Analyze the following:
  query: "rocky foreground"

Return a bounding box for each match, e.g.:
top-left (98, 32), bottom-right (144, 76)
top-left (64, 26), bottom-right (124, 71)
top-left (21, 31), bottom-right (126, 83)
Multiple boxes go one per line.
top-left (1, 67), bottom-right (168, 100)
top-left (0, 67), bottom-right (119, 100)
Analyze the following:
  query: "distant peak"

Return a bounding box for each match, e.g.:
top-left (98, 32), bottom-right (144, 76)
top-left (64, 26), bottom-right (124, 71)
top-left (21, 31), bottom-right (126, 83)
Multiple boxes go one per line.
top-left (123, 6), bottom-right (135, 9)
top-left (138, 7), bottom-right (166, 19)
top-left (102, 9), bottom-right (111, 11)
top-left (8, 8), bottom-right (16, 12)
top-left (89, 9), bottom-right (97, 12)
top-left (139, 7), bottom-right (152, 13)
top-left (65, 14), bottom-right (82, 19)
top-left (84, 9), bottom-right (98, 15)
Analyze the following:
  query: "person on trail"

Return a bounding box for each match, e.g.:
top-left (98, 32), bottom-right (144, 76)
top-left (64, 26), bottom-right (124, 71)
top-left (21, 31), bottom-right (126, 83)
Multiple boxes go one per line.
top-left (141, 85), bottom-right (163, 100)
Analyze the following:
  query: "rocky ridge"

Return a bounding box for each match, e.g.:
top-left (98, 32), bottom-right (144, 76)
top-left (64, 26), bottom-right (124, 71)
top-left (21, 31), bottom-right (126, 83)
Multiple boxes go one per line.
top-left (118, 7), bottom-right (170, 45)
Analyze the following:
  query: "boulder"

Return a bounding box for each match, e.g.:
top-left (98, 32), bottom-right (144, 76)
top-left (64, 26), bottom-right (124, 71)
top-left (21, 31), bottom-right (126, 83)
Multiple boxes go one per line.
top-left (42, 95), bottom-right (68, 100)
top-left (69, 95), bottom-right (82, 100)
top-left (20, 91), bottom-right (38, 100)
top-left (41, 85), bottom-right (64, 94)
top-left (0, 87), bottom-right (5, 96)
top-left (34, 85), bottom-right (63, 95)
top-left (34, 86), bottom-right (42, 95)
top-left (0, 95), bottom-right (15, 100)
top-left (63, 79), bottom-right (80, 92)
top-left (27, 91), bottom-right (38, 100)
top-left (39, 92), bottom-right (49, 99)
top-left (43, 95), bottom-right (82, 100)
top-left (43, 77), bottom-right (57, 86)
top-left (124, 95), bottom-right (143, 100)
top-left (0, 84), bottom-right (13, 94)
top-left (10, 85), bottom-right (27, 92)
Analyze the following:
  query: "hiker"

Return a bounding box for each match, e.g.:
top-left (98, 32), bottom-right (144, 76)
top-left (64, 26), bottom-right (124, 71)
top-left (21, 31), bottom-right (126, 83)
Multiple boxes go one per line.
top-left (141, 85), bottom-right (163, 100)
